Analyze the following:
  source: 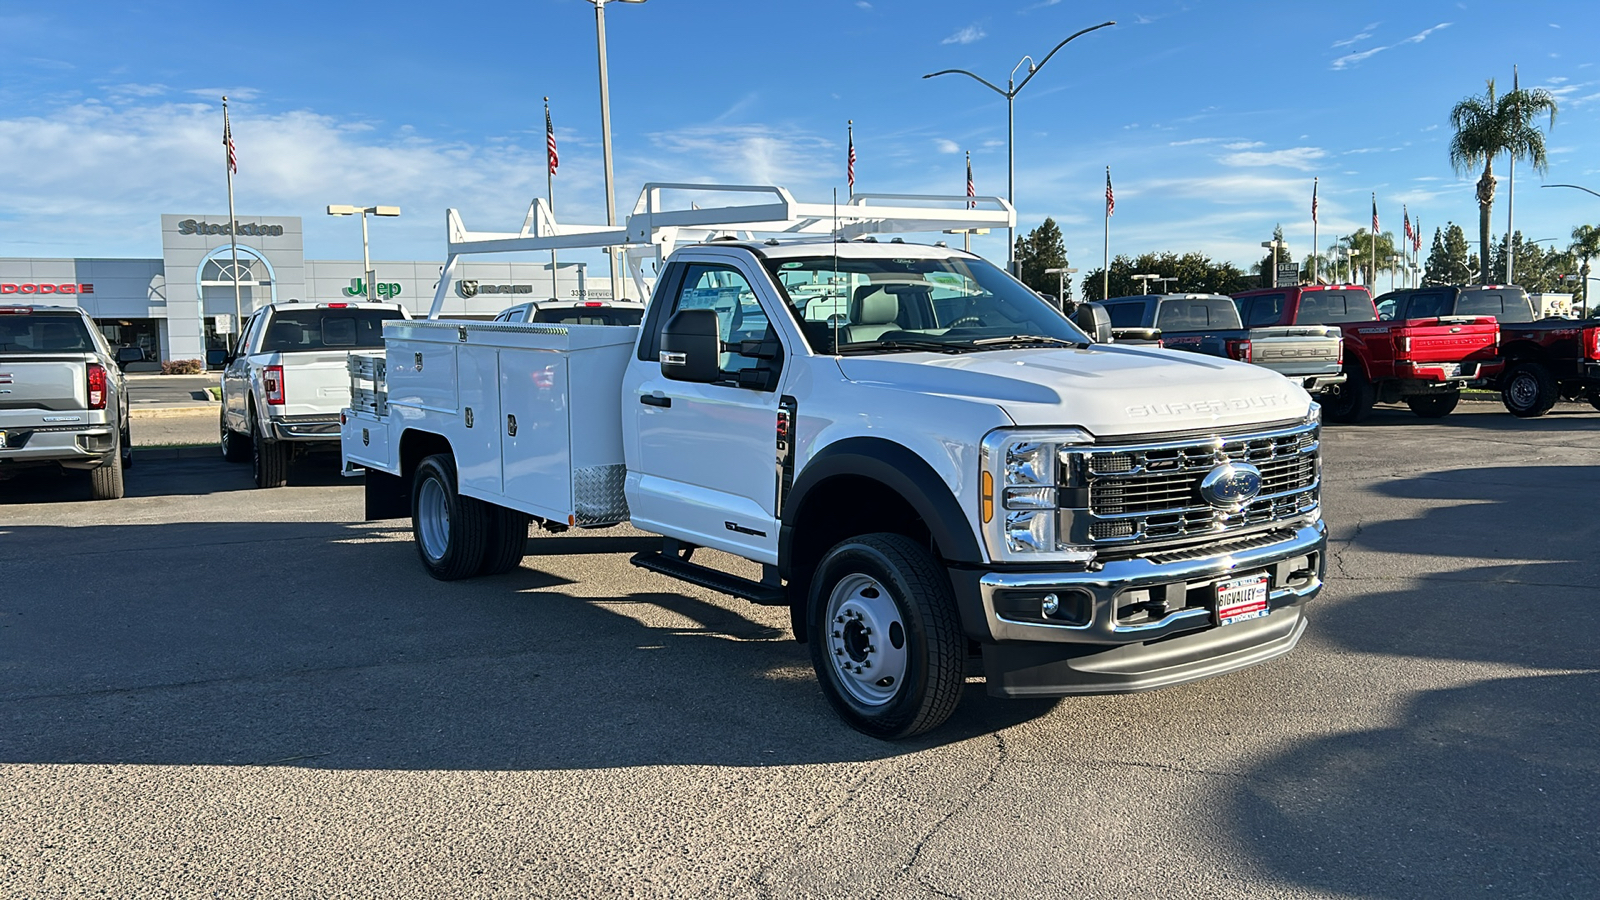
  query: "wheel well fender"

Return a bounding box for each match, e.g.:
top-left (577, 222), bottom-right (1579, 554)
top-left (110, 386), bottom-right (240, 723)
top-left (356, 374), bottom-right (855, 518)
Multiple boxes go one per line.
top-left (779, 437), bottom-right (981, 642)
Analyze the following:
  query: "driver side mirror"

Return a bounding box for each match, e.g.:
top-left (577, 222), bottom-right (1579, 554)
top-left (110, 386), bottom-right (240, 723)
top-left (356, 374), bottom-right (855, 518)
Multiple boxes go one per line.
top-left (659, 308), bottom-right (722, 383)
top-left (1073, 303), bottom-right (1113, 344)
top-left (115, 347), bottom-right (145, 369)
top-left (206, 348), bottom-right (228, 368)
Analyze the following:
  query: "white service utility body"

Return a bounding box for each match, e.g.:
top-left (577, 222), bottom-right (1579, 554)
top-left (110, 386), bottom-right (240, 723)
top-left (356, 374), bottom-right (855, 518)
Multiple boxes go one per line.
top-left (342, 184), bottom-right (1327, 739)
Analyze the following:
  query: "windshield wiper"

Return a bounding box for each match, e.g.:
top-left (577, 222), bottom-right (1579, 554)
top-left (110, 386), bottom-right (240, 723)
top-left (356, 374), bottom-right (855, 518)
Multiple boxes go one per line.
top-left (966, 334), bottom-right (1088, 349)
top-left (837, 339), bottom-right (975, 355)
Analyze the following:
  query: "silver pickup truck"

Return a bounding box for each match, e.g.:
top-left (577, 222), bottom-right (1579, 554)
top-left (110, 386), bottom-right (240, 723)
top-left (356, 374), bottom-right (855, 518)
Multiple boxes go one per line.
top-left (1086, 294), bottom-right (1346, 395)
top-left (0, 305), bottom-right (135, 500)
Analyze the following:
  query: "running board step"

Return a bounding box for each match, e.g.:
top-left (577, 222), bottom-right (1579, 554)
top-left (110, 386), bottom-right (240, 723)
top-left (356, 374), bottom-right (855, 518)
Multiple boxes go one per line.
top-left (630, 551), bottom-right (788, 606)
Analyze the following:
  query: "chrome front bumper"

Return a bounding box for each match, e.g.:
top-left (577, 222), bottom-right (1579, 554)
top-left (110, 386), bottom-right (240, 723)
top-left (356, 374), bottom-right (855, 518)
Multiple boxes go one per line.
top-left (976, 520), bottom-right (1326, 645)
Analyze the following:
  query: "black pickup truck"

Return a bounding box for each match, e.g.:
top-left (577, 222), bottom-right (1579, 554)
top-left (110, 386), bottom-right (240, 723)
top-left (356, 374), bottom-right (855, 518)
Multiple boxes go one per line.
top-left (1372, 284), bottom-right (1600, 417)
top-left (1092, 294), bottom-right (1346, 395)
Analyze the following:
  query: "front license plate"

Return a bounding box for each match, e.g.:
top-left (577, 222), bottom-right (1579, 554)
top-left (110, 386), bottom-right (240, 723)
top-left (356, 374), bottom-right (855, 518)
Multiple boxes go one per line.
top-left (1215, 573), bottom-right (1269, 626)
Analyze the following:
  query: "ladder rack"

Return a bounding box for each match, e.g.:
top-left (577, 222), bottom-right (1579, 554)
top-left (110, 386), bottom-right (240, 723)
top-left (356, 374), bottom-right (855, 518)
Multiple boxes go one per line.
top-left (426, 182), bottom-right (1015, 318)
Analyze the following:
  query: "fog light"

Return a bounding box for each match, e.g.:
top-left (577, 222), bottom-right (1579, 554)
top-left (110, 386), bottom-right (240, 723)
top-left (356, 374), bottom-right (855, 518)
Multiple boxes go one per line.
top-left (1042, 593), bottom-right (1060, 616)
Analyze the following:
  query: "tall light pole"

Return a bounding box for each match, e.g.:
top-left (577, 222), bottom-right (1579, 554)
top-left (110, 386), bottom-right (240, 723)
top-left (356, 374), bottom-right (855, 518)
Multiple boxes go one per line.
top-left (923, 21), bottom-right (1114, 274)
top-left (1131, 273), bottom-right (1158, 295)
top-left (327, 205), bottom-right (401, 301)
top-left (1045, 265), bottom-right (1078, 310)
top-left (1261, 238), bottom-right (1288, 287)
top-left (587, 0), bottom-right (647, 302)
top-left (1154, 276), bottom-right (1178, 293)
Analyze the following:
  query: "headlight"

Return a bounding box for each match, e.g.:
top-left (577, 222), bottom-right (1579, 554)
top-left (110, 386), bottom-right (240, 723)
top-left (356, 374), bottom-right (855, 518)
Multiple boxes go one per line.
top-left (1305, 402), bottom-right (1322, 427)
top-left (980, 428), bottom-right (1096, 564)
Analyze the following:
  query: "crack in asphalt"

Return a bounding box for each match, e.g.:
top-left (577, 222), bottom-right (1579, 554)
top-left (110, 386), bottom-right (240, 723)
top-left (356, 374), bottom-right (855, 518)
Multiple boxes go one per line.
top-left (893, 733), bottom-right (1009, 900)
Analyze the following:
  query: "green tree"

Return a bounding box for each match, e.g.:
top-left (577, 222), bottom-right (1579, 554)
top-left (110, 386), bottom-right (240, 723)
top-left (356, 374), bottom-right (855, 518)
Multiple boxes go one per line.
top-left (1570, 223), bottom-right (1600, 315)
top-left (1448, 76), bottom-right (1559, 284)
top-left (1080, 251), bottom-right (1250, 300)
top-left (1424, 223), bottom-right (1475, 286)
top-left (1013, 218), bottom-right (1068, 299)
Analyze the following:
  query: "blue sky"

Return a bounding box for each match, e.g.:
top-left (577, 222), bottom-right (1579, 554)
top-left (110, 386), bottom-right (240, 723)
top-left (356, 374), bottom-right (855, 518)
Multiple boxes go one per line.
top-left (3, 0), bottom-right (1598, 286)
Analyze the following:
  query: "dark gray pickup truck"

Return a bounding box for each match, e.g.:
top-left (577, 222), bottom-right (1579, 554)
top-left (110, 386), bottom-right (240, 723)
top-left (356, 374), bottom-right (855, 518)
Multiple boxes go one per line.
top-left (0, 305), bottom-right (135, 499)
top-left (1091, 293), bottom-right (1346, 395)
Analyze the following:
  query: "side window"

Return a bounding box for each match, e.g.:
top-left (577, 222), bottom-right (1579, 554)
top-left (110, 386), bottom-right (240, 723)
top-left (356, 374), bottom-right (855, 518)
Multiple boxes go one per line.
top-left (1376, 299), bottom-right (1396, 320)
top-left (1106, 302), bottom-right (1145, 328)
top-left (670, 264), bottom-right (776, 376)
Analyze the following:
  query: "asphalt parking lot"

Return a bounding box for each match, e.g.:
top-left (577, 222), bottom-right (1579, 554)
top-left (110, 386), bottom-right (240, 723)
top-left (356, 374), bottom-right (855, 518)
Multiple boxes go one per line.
top-left (2, 404), bottom-right (1597, 899)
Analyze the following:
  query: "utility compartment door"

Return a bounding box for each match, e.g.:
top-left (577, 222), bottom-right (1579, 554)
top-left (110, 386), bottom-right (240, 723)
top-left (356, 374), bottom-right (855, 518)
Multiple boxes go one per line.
top-left (456, 345), bottom-right (503, 495)
top-left (500, 348), bottom-right (571, 521)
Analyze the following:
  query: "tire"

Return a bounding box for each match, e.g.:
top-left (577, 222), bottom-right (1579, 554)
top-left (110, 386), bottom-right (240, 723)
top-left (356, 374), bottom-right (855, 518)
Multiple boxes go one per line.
top-left (251, 413), bottom-right (290, 488)
top-left (89, 432), bottom-right (125, 501)
top-left (220, 408), bottom-right (251, 462)
top-left (1323, 367), bottom-right (1375, 424)
top-left (477, 504), bottom-right (531, 576)
top-left (1589, 390), bottom-right (1600, 413)
top-left (1406, 392), bottom-right (1461, 418)
top-left (120, 423), bottom-right (134, 470)
top-left (411, 453), bottom-right (490, 581)
top-left (807, 533), bottom-right (964, 740)
top-left (1501, 363), bottom-right (1559, 418)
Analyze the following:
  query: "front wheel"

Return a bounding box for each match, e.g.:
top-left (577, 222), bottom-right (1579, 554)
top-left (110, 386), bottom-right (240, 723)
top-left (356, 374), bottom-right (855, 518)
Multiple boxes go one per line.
top-left (808, 533), bottom-right (964, 740)
top-left (1407, 392), bottom-right (1460, 418)
top-left (1501, 363), bottom-right (1559, 418)
top-left (412, 454), bottom-right (489, 581)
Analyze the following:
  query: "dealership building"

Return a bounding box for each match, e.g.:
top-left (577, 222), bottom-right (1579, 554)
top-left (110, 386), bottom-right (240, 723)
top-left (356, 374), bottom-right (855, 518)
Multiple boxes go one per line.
top-left (0, 214), bottom-right (597, 364)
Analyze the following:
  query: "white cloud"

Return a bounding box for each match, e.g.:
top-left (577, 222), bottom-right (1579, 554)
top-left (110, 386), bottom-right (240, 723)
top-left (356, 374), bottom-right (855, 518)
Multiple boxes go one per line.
top-left (1168, 137), bottom-right (1222, 146)
top-left (855, 1), bottom-right (871, 8)
top-left (934, 139), bottom-right (960, 154)
top-left (1331, 22), bottom-right (1451, 70)
top-left (108, 83), bottom-right (168, 98)
top-left (1219, 147), bottom-right (1327, 171)
top-left (941, 24), bottom-right (986, 45)
top-left (1331, 26), bottom-right (1376, 48)
top-left (1222, 141), bottom-right (1264, 150)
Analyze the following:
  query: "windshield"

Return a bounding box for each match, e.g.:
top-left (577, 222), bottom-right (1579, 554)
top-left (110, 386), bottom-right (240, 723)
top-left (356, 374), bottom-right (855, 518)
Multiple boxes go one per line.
top-left (761, 252), bottom-right (1090, 354)
top-left (261, 308), bottom-right (402, 352)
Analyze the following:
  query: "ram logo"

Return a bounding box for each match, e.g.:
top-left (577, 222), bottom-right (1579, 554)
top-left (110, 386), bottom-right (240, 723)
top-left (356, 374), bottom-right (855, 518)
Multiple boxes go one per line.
top-left (458, 280), bottom-right (479, 298)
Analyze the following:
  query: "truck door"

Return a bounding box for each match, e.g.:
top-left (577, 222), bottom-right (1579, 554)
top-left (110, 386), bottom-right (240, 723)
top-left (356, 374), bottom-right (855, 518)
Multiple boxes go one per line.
top-left (625, 258), bottom-right (786, 563)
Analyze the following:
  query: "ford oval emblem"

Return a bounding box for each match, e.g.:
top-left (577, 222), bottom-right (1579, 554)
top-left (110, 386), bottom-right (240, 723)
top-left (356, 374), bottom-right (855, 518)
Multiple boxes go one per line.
top-left (1199, 463), bottom-right (1263, 508)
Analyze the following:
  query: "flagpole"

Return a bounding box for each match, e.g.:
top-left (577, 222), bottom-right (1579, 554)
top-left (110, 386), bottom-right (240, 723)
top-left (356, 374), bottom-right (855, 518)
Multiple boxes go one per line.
top-left (223, 96), bottom-right (241, 334)
top-left (1312, 178), bottom-right (1319, 285)
top-left (1102, 166), bottom-right (1110, 301)
top-left (1507, 65), bottom-right (1518, 285)
top-left (545, 97), bottom-right (558, 301)
top-left (963, 150), bottom-right (971, 253)
top-left (1370, 193), bottom-right (1377, 286)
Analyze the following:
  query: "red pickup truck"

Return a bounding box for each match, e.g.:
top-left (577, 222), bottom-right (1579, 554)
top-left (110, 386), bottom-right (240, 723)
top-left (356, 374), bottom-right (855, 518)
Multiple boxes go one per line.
top-left (1232, 285), bottom-right (1503, 422)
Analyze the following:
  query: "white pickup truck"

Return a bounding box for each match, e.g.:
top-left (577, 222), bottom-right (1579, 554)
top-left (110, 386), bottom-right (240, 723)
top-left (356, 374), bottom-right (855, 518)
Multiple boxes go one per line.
top-left (220, 300), bottom-right (408, 487)
top-left (342, 189), bottom-right (1326, 739)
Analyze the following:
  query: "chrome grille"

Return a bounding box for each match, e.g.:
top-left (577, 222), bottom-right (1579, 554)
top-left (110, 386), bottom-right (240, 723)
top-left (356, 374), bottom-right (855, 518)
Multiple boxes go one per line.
top-left (1067, 420), bottom-right (1320, 546)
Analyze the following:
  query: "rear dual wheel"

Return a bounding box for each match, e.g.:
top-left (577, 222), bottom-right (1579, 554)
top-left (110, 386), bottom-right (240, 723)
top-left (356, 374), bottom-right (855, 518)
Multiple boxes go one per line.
top-left (412, 453), bottom-right (528, 580)
top-left (1501, 363), bottom-right (1559, 419)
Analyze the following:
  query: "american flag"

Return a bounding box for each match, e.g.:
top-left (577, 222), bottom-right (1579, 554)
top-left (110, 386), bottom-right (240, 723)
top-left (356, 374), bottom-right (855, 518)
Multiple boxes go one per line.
top-left (1371, 195), bottom-right (1379, 234)
top-left (223, 102), bottom-right (237, 175)
top-left (545, 104), bottom-right (559, 176)
top-left (1311, 178), bottom-right (1318, 225)
top-left (1105, 167), bottom-right (1114, 218)
top-left (847, 122), bottom-right (856, 192)
top-left (966, 152), bottom-right (975, 209)
top-left (1403, 206), bottom-right (1413, 243)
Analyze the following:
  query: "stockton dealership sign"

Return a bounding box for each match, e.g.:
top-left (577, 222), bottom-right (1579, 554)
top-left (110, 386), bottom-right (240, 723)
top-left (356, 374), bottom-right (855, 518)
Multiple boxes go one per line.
top-left (176, 219), bottom-right (285, 237)
top-left (1, 283), bottom-right (95, 294)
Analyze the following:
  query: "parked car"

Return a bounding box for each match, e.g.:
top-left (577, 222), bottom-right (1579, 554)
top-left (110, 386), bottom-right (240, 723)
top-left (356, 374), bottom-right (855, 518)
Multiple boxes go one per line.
top-left (0, 304), bottom-right (134, 499)
top-left (1371, 284), bottom-right (1600, 418)
top-left (1232, 284), bottom-right (1503, 422)
top-left (492, 299), bottom-right (645, 327)
top-left (219, 300), bottom-right (409, 487)
top-left (1089, 293), bottom-right (1345, 395)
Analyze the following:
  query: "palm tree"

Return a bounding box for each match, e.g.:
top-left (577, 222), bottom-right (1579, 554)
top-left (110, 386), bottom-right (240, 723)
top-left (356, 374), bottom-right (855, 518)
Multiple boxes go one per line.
top-left (1448, 77), bottom-right (1558, 284)
top-left (1571, 223), bottom-right (1600, 316)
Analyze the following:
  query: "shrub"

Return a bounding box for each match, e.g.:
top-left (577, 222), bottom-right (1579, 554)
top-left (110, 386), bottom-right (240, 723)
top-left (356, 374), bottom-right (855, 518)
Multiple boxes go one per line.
top-left (161, 358), bottom-right (205, 375)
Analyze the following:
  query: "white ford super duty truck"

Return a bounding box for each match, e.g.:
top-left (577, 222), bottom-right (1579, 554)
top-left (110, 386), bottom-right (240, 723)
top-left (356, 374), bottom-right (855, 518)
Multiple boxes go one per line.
top-left (341, 186), bottom-right (1326, 738)
top-left (221, 300), bottom-right (408, 487)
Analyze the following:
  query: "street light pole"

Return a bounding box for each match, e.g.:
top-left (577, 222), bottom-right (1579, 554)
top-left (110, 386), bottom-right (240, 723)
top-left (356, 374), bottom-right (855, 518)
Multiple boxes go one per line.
top-left (327, 205), bottom-right (400, 302)
top-left (1045, 265), bottom-right (1078, 310)
top-left (1261, 238), bottom-right (1287, 287)
top-left (587, 0), bottom-right (647, 302)
top-left (923, 21), bottom-right (1114, 275)
top-left (1131, 273), bottom-right (1158, 295)
top-left (1154, 276), bottom-right (1177, 293)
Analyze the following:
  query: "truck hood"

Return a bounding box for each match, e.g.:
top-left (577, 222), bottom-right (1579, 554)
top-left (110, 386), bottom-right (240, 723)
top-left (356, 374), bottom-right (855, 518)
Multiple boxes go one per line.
top-left (835, 344), bottom-right (1311, 437)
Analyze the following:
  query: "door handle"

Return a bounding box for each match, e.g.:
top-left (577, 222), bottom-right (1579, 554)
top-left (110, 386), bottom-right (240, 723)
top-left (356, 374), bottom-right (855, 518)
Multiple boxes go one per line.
top-left (640, 394), bottom-right (671, 408)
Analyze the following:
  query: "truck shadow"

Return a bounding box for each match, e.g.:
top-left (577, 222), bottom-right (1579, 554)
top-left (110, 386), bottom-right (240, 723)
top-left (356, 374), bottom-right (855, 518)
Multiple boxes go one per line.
top-left (0, 521), bottom-right (1055, 771)
top-left (0, 455), bottom-right (352, 504)
top-left (1227, 671), bottom-right (1600, 899)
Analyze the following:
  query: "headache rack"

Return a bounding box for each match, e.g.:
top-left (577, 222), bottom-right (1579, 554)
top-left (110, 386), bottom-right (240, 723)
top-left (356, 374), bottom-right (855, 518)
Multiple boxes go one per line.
top-left (427, 182), bottom-right (1016, 318)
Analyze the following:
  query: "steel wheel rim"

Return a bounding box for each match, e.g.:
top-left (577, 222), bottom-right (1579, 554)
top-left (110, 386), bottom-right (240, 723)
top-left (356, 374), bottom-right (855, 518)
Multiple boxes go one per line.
top-left (825, 573), bottom-right (909, 707)
top-left (417, 476), bottom-right (451, 562)
top-left (1509, 373), bottom-right (1537, 408)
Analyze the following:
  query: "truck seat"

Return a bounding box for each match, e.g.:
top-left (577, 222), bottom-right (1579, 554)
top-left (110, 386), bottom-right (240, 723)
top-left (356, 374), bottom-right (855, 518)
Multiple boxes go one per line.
top-left (845, 288), bottom-right (900, 343)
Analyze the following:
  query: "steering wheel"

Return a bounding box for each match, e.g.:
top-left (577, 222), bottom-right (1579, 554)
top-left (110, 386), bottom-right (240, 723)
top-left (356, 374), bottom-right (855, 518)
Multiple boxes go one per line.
top-left (948, 316), bottom-right (985, 328)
